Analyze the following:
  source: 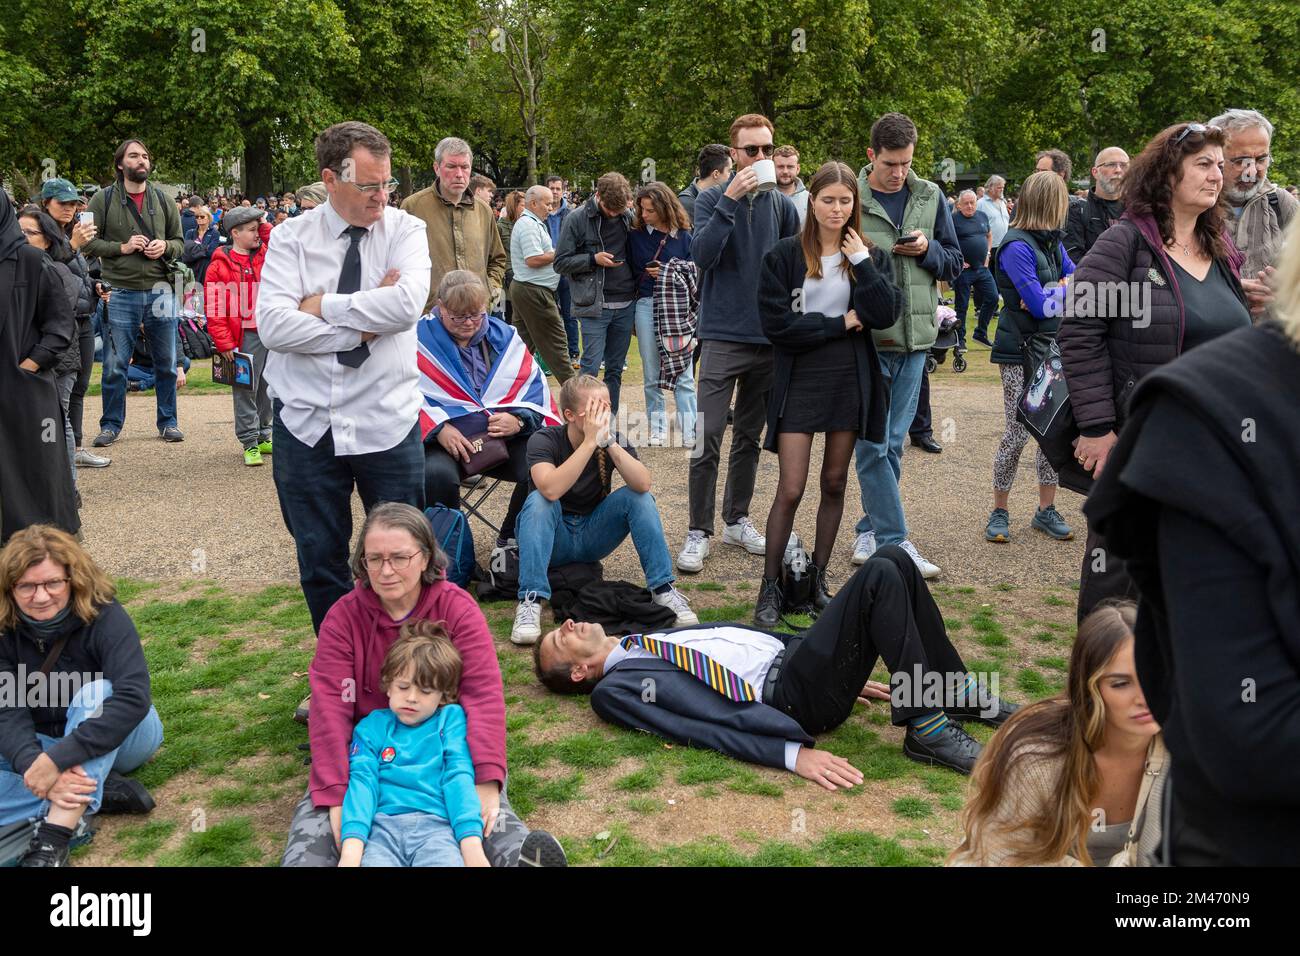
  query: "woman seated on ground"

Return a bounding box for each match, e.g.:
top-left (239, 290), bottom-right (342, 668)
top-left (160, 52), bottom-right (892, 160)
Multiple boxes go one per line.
top-left (0, 525), bottom-right (163, 867)
top-left (509, 375), bottom-right (697, 645)
top-left (282, 502), bottom-right (566, 867)
top-left (949, 600), bottom-right (1166, 866)
top-left (418, 270), bottom-right (561, 549)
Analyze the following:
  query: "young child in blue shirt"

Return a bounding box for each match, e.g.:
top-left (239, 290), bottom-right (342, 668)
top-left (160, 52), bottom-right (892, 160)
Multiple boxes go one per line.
top-left (338, 621), bottom-right (488, 867)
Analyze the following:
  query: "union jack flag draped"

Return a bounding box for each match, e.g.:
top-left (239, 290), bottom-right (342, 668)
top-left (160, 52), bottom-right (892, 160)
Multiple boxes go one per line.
top-left (416, 311), bottom-right (562, 439)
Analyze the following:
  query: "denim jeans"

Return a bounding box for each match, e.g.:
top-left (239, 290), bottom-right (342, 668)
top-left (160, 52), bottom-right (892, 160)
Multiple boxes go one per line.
top-left (127, 353), bottom-right (191, 392)
top-left (634, 297), bottom-right (697, 440)
top-left (271, 400), bottom-right (425, 633)
top-left (853, 349), bottom-right (927, 546)
top-left (0, 679), bottom-right (164, 826)
top-left (360, 811), bottom-right (465, 867)
top-left (953, 265), bottom-right (998, 343)
top-left (557, 278), bottom-right (580, 358)
top-left (516, 487), bottom-right (674, 600)
top-left (578, 303), bottom-right (636, 415)
top-left (100, 288), bottom-right (179, 433)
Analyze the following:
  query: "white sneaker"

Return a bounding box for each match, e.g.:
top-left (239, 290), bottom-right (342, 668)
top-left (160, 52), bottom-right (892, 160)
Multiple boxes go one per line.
top-left (510, 592), bottom-right (543, 645)
top-left (722, 516), bottom-right (766, 555)
top-left (851, 531), bottom-right (877, 565)
top-left (676, 530), bottom-right (710, 573)
top-left (648, 433), bottom-right (666, 447)
top-left (652, 586), bottom-right (699, 626)
top-left (899, 540), bottom-right (942, 579)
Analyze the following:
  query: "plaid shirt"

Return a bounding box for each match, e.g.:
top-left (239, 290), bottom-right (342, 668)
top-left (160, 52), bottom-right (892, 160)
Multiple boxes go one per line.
top-left (651, 258), bottom-right (699, 388)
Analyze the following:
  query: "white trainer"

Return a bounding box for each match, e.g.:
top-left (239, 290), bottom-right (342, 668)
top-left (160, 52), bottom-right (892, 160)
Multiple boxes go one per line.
top-left (510, 592), bottom-right (543, 645)
top-left (653, 586), bottom-right (699, 626)
top-left (722, 516), bottom-right (766, 555)
top-left (899, 540), bottom-right (942, 579)
top-left (676, 530), bottom-right (710, 573)
top-left (851, 531), bottom-right (877, 565)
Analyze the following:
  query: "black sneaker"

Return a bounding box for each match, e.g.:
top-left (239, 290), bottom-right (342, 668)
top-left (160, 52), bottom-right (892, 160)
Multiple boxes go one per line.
top-left (947, 697), bottom-right (1022, 730)
top-left (91, 428), bottom-right (119, 448)
top-left (159, 426), bottom-right (185, 442)
top-left (903, 721), bottom-right (983, 775)
top-left (100, 771), bottom-right (156, 814)
top-left (516, 829), bottom-right (568, 867)
top-left (971, 328), bottom-right (992, 347)
top-left (754, 577), bottom-right (783, 628)
top-left (19, 832), bottom-right (70, 867)
top-left (811, 565), bottom-right (832, 612)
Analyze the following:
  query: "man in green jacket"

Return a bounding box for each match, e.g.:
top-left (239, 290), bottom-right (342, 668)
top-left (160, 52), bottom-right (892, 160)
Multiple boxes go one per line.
top-left (81, 138), bottom-right (187, 446)
top-left (849, 114), bottom-right (963, 578)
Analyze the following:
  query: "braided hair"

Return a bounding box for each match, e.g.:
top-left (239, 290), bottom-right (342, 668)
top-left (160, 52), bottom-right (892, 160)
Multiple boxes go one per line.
top-left (559, 374), bottom-right (611, 493)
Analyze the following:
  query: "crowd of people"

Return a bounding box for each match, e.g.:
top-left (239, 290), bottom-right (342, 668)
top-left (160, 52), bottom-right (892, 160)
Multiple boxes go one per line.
top-left (1, 103), bottom-right (1297, 868)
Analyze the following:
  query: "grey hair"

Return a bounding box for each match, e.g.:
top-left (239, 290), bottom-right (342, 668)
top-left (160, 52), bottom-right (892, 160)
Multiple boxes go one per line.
top-left (958, 189), bottom-right (977, 201)
top-left (525, 184), bottom-right (551, 204)
top-left (435, 136), bottom-right (473, 165)
top-left (1207, 108), bottom-right (1274, 142)
top-left (984, 174), bottom-right (1006, 190)
top-left (349, 502), bottom-right (448, 586)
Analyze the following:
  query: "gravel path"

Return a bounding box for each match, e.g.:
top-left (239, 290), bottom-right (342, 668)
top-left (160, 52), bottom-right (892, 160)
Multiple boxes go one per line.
top-left (81, 355), bottom-right (1086, 595)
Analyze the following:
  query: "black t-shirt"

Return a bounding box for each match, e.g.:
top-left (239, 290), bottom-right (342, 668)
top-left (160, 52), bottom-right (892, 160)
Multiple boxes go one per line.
top-left (871, 187), bottom-right (909, 230)
top-left (599, 215), bottom-right (636, 301)
top-left (526, 425), bottom-right (640, 515)
top-left (1170, 258), bottom-right (1251, 352)
top-left (952, 209), bottom-right (991, 267)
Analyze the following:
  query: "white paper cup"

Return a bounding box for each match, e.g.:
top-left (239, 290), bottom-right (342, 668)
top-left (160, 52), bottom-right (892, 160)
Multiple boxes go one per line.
top-left (752, 159), bottom-right (778, 193)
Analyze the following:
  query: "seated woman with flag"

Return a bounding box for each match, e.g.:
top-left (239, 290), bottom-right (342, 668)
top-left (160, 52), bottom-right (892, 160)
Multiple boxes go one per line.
top-left (418, 270), bottom-right (562, 547)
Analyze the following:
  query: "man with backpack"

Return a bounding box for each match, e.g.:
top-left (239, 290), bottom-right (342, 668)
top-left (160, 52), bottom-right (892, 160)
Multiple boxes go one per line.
top-left (82, 138), bottom-right (187, 445)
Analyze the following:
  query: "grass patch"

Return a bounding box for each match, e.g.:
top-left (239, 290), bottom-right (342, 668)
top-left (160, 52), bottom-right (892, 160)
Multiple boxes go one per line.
top-left (1016, 668), bottom-right (1052, 696)
top-left (727, 769), bottom-right (784, 798)
top-left (1043, 594), bottom-right (1070, 607)
top-left (614, 764), bottom-right (663, 792)
top-left (114, 820), bottom-right (178, 861)
top-left (892, 796), bottom-right (933, 819)
top-left (155, 818), bottom-right (263, 867)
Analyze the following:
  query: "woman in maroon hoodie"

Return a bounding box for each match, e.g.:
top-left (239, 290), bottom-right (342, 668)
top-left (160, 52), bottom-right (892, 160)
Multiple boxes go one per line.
top-left (281, 502), bottom-right (566, 867)
top-left (1057, 121), bottom-right (1251, 622)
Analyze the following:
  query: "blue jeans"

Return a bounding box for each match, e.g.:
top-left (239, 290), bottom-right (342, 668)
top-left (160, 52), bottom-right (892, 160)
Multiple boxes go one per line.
top-left (634, 297), bottom-right (697, 440)
top-left (271, 400), bottom-right (425, 633)
top-left (0, 680), bottom-right (164, 826)
top-left (127, 353), bottom-right (191, 392)
top-left (360, 811), bottom-right (465, 867)
top-left (558, 278), bottom-right (579, 358)
top-left (578, 303), bottom-right (636, 415)
top-left (953, 265), bottom-right (998, 344)
top-left (101, 288), bottom-right (179, 433)
top-left (853, 349), bottom-right (927, 546)
top-left (516, 487), bottom-right (674, 600)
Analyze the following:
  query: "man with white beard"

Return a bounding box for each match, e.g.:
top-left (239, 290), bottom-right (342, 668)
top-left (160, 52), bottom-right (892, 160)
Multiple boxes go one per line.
top-left (1064, 146), bottom-right (1129, 264)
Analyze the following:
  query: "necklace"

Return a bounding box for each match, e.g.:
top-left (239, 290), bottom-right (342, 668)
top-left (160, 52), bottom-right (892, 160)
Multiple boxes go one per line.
top-left (1167, 234), bottom-right (1196, 257)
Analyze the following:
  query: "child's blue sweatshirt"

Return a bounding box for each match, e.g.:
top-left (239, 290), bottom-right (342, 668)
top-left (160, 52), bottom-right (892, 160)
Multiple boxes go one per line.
top-left (340, 704), bottom-right (483, 844)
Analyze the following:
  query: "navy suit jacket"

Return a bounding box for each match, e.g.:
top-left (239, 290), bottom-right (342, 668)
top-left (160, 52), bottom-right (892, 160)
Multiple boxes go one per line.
top-left (589, 625), bottom-right (814, 770)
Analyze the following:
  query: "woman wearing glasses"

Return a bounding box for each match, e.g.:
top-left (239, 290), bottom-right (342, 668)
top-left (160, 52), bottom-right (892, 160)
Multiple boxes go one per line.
top-left (284, 502), bottom-right (567, 867)
top-left (417, 270), bottom-right (561, 550)
top-left (0, 525), bottom-right (163, 866)
top-left (1059, 122), bottom-right (1251, 621)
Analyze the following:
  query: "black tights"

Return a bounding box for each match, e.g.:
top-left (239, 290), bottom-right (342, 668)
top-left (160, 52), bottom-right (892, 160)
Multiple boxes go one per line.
top-left (763, 430), bottom-right (858, 579)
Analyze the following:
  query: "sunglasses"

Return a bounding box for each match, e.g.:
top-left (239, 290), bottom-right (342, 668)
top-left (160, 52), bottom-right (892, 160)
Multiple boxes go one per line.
top-left (739, 144), bottom-right (776, 158)
top-left (1173, 123), bottom-right (1222, 146)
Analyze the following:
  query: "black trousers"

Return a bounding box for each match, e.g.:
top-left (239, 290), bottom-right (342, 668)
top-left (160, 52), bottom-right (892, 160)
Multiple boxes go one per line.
top-left (769, 545), bottom-right (968, 734)
top-left (68, 319), bottom-right (95, 446)
top-left (423, 432), bottom-right (531, 541)
top-left (909, 366), bottom-right (932, 439)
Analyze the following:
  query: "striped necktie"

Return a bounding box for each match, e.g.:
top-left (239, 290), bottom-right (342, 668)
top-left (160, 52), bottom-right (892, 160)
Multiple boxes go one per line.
top-left (620, 634), bottom-right (756, 703)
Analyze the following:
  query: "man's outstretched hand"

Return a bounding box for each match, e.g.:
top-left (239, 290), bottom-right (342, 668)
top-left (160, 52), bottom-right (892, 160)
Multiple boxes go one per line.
top-left (794, 748), bottom-right (864, 791)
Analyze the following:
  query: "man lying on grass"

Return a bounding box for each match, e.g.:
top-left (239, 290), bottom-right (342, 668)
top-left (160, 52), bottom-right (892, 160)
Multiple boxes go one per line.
top-left (533, 546), bottom-right (1019, 783)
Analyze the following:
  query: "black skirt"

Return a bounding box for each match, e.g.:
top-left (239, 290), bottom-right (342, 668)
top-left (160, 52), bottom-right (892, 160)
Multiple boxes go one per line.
top-left (776, 339), bottom-right (862, 434)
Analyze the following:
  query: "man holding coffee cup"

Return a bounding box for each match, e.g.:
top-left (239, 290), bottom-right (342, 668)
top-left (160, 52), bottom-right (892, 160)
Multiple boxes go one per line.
top-left (676, 113), bottom-right (801, 576)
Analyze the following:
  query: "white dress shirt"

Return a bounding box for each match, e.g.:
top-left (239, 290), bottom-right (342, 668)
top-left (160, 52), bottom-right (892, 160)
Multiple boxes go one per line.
top-left (255, 199), bottom-right (432, 455)
top-left (604, 625), bottom-right (803, 771)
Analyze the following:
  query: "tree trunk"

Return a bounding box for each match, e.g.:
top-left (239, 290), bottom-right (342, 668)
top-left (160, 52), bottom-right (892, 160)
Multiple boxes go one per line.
top-left (243, 129), bottom-right (273, 199)
top-left (398, 164), bottom-right (414, 198)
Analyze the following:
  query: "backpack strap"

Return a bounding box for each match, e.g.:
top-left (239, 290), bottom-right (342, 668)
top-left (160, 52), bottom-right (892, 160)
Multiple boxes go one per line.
top-left (39, 633), bottom-right (72, 678)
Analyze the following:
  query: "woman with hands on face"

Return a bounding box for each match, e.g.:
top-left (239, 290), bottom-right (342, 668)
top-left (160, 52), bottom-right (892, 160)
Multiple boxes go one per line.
top-left (753, 161), bottom-right (901, 628)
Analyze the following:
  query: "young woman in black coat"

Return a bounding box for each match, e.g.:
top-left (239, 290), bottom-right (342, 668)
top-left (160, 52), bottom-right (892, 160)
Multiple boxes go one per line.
top-left (754, 162), bottom-right (899, 626)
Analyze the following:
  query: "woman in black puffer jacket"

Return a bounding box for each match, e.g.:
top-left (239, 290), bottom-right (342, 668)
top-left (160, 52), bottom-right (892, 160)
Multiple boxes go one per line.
top-left (1057, 122), bottom-right (1250, 621)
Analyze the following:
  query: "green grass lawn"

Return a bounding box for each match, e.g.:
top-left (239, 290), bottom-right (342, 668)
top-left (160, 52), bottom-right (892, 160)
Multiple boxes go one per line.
top-left (79, 573), bottom-right (1074, 867)
top-left (85, 359), bottom-right (228, 397)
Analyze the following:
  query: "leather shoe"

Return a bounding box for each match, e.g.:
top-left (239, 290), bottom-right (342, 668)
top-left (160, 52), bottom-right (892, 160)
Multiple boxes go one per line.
top-left (971, 328), bottom-right (992, 347)
top-left (811, 564), bottom-right (832, 612)
top-left (754, 577), bottom-right (783, 628)
top-left (911, 435), bottom-right (943, 454)
top-left (947, 697), bottom-right (1022, 729)
top-left (903, 721), bottom-right (983, 774)
top-left (99, 771), bottom-right (156, 814)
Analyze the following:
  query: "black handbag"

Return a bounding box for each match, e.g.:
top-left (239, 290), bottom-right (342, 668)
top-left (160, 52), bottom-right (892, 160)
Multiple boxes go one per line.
top-left (1015, 333), bottom-right (1093, 495)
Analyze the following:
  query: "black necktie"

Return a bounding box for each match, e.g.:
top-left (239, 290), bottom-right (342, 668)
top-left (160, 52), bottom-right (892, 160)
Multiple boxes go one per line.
top-left (335, 225), bottom-right (371, 368)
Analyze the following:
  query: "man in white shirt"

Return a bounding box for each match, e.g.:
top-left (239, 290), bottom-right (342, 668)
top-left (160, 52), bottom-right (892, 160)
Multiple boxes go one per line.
top-left (534, 547), bottom-right (1021, 778)
top-left (256, 121), bottom-right (432, 632)
top-left (508, 185), bottom-right (574, 383)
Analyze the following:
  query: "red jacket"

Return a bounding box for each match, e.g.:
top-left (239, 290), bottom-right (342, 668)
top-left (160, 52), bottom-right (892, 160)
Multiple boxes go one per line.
top-left (203, 221), bottom-right (272, 351)
top-left (307, 580), bottom-right (507, 808)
